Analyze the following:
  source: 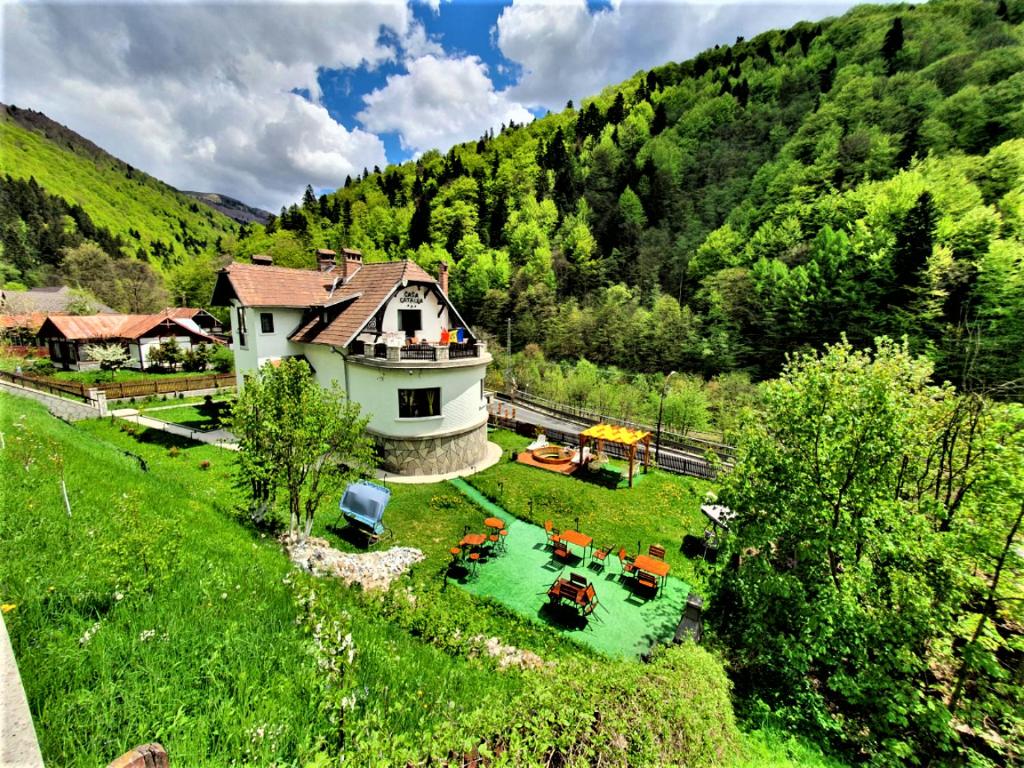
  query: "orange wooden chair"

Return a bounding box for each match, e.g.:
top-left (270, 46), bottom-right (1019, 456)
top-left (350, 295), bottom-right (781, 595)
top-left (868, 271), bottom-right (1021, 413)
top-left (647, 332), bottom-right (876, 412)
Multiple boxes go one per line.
top-left (569, 572), bottom-right (588, 587)
top-left (591, 544), bottom-right (613, 571)
top-left (553, 540), bottom-right (571, 562)
top-left (618, 548), bottom-right (636, 577)
top-left (637, 570), bottom-right (659, 594)
top-left (649, 544), bottom-right (667, 561)
top-left (544, 519), bottom-right (561, 548)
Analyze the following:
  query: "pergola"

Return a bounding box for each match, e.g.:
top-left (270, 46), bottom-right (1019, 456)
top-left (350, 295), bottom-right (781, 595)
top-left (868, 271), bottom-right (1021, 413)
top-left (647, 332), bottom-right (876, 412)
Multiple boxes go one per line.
top-left (578, 423), bottom-right (652, 488)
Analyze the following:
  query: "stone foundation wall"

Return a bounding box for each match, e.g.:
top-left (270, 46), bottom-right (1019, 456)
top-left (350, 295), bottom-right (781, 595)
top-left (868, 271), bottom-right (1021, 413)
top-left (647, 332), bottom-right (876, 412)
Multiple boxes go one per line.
top-left (0, 381), bottom-right (103, 421)
top-left (376, 422), bottom-right (488, 476)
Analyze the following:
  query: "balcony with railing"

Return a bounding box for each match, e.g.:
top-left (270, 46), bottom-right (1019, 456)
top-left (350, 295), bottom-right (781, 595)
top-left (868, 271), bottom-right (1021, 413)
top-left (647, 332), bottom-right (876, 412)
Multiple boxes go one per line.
top-left (346, 338), bottom-right (488, 366)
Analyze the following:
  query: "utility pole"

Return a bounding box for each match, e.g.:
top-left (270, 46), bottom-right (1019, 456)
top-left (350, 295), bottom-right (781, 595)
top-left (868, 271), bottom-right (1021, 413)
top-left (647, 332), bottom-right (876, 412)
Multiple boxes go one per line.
top-left (655, 370), bottom-right (676, 463)
top-left (506, 317), bottom-right (512, 394)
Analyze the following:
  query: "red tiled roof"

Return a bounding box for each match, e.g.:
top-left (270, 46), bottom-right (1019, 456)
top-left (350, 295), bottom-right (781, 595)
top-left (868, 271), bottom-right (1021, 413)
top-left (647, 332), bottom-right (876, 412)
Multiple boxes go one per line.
top-left (0, 312), bottom-right (48, 331)
top-left (216, 259), bottom-right (439, 348)
top-left (214, 262), bottom-right (338, 307)
top-left (290, 260), bottom-right (437, 347)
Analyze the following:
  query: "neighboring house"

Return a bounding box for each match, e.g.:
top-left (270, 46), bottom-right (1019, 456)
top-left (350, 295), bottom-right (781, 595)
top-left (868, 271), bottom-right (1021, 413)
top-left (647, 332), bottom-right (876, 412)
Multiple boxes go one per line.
top-left (212, 250), bottom-right (492, 476)
top-left (37, 312), bottom-right (219, 370)
top-left (0, 286), bottom-right (116, 345)
top-left (163, 307), bottom-right (223, 334)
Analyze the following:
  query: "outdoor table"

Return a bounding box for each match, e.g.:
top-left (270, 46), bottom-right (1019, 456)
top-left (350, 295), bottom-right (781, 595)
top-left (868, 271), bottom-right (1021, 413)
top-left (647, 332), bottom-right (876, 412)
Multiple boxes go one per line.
top-left (632, 554), bottom-right (670, 591)
top-left (483, 517), bottom-right (505, 530)
top-left (460, 533), bottom-right (487, 548)
top-left (558, 529), bottom-right (593, 561)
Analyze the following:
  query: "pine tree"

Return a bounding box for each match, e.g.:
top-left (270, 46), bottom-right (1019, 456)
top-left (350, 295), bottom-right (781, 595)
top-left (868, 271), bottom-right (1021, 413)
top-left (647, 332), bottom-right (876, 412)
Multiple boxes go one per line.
top-left (651, 102), bottom-right (668, 135)
top-left (607, 92), bottom-right (626, 124)
top-left (302, 184), bottom-right (317, 212)
top-left (882, 17), bottom-right (904, 76)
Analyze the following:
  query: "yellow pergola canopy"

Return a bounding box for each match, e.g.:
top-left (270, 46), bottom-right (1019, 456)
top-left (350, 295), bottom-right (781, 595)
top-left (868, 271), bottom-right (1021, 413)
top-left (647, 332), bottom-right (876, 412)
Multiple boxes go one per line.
top-left (580, 423), bottom-right (651, 446)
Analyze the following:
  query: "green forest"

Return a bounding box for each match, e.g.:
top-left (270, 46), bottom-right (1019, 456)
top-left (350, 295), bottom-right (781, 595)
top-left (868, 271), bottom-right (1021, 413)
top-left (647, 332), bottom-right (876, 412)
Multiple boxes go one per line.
top-left (2, 1), bottom-right (1022, 387)
top-left (231, 0), bottom-right (1023, 391)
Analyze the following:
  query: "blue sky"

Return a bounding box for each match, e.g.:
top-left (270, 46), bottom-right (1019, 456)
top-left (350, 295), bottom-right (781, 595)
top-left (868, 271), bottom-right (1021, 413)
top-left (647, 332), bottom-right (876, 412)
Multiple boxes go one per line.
top-left (3, 0), bottom-right (866, 210)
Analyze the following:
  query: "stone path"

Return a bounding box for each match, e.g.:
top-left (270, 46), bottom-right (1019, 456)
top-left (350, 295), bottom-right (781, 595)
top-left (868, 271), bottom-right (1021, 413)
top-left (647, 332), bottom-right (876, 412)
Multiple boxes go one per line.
top-left (111, 409), bottom-right (239, 451)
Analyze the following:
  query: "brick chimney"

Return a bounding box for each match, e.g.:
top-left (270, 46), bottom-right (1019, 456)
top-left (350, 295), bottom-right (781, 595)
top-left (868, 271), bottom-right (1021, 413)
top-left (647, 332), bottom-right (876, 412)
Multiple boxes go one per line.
top-left (316, 249), bottom-right (337, 272)
top-left (341, 247), bottom-right (363, 282)
top-left (438, 260), bottom-right (449, 295)
top-left (251, 254), bottom-right (273, 266)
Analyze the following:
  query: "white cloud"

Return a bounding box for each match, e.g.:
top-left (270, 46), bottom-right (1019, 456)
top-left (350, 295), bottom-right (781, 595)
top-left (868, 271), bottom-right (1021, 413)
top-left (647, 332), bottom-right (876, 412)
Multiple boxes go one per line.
top-left (1, 1), bottom-right (426, 210)
top-left (357, 54), bottom-right (534, 156)
top-left (496, 0), bottom-right (864, 111)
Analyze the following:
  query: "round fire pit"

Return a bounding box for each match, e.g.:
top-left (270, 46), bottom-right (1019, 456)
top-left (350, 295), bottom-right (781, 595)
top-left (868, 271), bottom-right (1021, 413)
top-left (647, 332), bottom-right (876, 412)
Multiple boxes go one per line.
top-left (531, 445), bottom-right (576, 465)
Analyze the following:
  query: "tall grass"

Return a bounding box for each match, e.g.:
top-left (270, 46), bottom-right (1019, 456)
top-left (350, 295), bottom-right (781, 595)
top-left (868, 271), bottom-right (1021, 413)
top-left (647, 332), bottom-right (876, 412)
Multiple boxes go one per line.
top-left (1, 396), bottom-right (844, 766)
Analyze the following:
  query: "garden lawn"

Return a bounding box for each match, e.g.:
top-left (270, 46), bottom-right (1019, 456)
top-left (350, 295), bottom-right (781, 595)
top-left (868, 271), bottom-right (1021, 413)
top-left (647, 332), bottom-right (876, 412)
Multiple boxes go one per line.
top-left (139, 403), bottom-right (221, 431)
top-left (474, 430), bottom-right (716, 591)
top-left (450, 478), bottom-right (691, 658)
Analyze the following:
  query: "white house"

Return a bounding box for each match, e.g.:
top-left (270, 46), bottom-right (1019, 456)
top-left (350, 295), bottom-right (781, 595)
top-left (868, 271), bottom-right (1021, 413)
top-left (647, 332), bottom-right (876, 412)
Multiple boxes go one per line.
top-left (36, 312), bottom-right (219, 370)
top-left (212, 249), bottom-right (493, 476)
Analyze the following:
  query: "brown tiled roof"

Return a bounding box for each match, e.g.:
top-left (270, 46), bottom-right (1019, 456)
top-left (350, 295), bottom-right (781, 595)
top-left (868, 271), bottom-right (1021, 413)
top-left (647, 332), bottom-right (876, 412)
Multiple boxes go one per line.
top-left (38, 313), bottom-right (216, 342)
top-left (162, 307), bottom-right (200, 319)
top-left (316, 249), bottom-right (337, 257)
top-left (289, 260), bottom-right (438, 347)
top-left (0, 312), bottom-right (48, 331)
top-left (214, 262), bottom-right (337, 307)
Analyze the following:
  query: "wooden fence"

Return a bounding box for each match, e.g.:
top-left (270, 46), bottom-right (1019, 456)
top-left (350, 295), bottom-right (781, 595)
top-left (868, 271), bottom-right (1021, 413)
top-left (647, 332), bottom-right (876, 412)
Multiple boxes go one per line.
top-left (0, 370), bottom-right (235, 401)
top-left (0, 369), bottom-right (96, 403)
top-left (94, 373), bottom-right (236, 400)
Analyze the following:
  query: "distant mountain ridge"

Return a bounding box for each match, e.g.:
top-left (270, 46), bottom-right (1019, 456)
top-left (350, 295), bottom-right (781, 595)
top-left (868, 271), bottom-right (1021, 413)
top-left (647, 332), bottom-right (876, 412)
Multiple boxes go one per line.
top-left (183, 191), bottom-right (271, 225)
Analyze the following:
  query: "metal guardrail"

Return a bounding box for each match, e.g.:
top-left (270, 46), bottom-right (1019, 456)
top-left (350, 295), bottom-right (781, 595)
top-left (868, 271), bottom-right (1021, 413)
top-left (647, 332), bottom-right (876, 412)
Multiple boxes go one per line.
top-left (506, 389), bottom-right (736, 463)
top-left (489, 413), bottom-right (718, 481)
top-left (400, 345), bottom-right (437, 361)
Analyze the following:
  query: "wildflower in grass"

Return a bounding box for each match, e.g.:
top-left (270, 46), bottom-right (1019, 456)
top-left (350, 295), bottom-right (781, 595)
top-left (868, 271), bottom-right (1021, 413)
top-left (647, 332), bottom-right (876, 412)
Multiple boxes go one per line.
top-left (78, 621), bottom-right (100, 645)
top-left (1, 603), bottom-right (16, 614)
top-left (139, 629), bottom-right (156, 642)
top-left (113, 591), bottom-right (124, 601)
top-left (221, 592), bottom-right (227, 600)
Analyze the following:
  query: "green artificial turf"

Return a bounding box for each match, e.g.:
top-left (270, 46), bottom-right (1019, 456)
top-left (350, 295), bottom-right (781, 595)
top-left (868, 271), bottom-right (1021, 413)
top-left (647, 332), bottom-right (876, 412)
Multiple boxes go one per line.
top-left (449, 478), bottom-right (690, 659)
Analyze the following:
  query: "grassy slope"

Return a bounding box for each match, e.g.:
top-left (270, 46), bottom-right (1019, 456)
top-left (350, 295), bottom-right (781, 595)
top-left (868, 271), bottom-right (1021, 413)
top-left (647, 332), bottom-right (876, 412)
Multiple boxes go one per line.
top-left (0, 394), bottom-right (844, 766)
top-left (0, 113), bottom-right (237, 266)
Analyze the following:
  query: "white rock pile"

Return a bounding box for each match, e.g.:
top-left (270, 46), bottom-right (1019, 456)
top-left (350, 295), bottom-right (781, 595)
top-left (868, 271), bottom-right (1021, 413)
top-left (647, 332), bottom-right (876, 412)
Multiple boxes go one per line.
top-left (284, 535), bottom-right (425, 591)
top-left (472, 635), bottom-right (554, 671)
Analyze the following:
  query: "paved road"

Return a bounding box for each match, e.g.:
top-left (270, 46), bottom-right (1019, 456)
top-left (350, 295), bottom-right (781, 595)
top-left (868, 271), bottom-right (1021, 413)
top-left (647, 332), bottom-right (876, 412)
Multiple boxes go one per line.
top-left (492, 396), bottom-right (718, 473)
top-left (111, 409), bottom-right (239, 451)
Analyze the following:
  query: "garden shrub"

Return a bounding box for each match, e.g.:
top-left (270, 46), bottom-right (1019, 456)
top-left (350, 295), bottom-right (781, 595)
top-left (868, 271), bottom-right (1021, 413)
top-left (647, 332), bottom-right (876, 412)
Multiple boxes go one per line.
top-left (30, 358), bottom-right (55, 375)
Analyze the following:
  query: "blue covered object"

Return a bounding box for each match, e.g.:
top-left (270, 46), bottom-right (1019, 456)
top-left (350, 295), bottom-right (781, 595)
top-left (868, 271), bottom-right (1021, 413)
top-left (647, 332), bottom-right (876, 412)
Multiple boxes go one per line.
top-left (339, 480), bottom-right (391, 537)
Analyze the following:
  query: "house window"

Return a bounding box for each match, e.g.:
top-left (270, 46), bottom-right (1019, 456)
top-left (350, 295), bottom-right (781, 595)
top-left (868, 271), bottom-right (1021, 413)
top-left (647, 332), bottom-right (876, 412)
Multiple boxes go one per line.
top-left (398, 387), bottom-right (441, 418)
top-left (260, 312), bottom-right (275, 334)
top-left (398, 309), bottom-right (422, 338)
top-left (236, 307), bottom-right (248, 347)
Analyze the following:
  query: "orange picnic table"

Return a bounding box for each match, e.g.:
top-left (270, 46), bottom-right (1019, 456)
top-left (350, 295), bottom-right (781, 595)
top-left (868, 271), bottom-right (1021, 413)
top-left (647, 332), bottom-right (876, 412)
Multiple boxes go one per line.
top-left (633, 554), bottom-right (670, 586)
top-left (460, 533), bottom-right (487, 547)
top-left (558, 529), bottom-right (593, 560)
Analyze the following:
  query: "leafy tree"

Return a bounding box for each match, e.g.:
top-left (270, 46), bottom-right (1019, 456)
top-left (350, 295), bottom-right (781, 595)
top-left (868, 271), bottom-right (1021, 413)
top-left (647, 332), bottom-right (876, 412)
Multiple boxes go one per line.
top-left (229, 358), bottom-right (376, 540)
top-left (710, 338), bottom-right (1021, 763)
top-left (209, 343), bottom-right (234, 374)
top-left (82, 343), bottom-right (130, 379)
top-left (182, 342), bottom-right (211, 373)
top-left (147, 337), bottom-right (183, 370)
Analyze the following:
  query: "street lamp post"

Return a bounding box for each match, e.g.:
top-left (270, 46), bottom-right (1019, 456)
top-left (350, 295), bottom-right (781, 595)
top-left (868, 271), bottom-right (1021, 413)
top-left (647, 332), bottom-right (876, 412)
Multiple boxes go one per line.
top-left (655, 370), bottom-right (676, 464)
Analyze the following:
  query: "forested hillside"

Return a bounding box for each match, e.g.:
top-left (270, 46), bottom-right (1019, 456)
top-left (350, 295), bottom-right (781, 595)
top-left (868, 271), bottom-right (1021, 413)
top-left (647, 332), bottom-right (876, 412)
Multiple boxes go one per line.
top-left (0, 105), bottom-right (239, 309)
top-left (243, 0), bottom-right (1024, 390)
